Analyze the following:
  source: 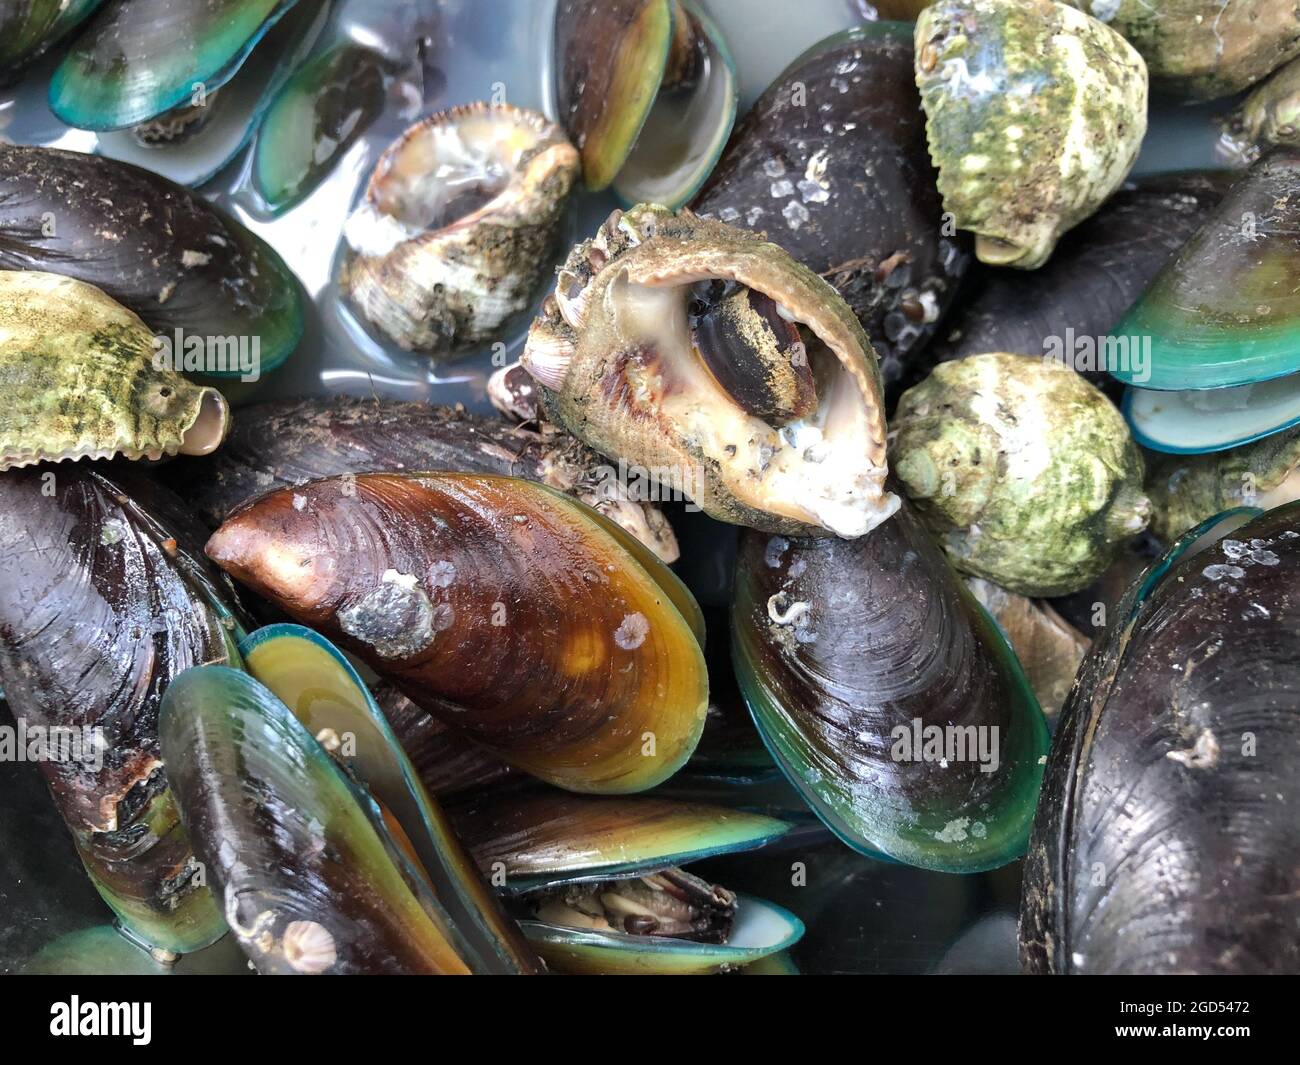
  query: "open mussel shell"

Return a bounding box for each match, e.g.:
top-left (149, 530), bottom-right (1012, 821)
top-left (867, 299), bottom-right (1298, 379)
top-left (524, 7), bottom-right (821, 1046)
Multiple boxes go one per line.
top-left (1145, 427), bottom-right (1300, 543)
top-left (915, 0), bottom-right (1147, 271)
top-left (732, 498), bottom-right (1050, 873)
top-left (929, 172), bottom-right (1230, 383)
top-left (159, 665), bottom-right (475, 974)
top-left (254, 42), bottom-right (389, 214)
top-left (1126, 374), bottom-right (1300, 455)
top-left (693, 22), bottom-right (970, 394)
top-left (554, 0), bottom-right (737, 209)
top-left (893, 354), bottom-right (1151, 597)
top-left (1021, 503), bottom-right (1300, 973)
top-left (49, 0), bottom-right (300, 131)
top-left (451, 791), bottom-right (791, 895)
top-left (86, 0), bottom-right (330, 189)
top-left (205, 472), bottom-right (709, 794)
top-left (1065, 0), bottom-right (1300, 100)
top-left (340, 103), bottom-right (580, 358)
top-left (1112, 152), bottom-right (1300, 393)
top-left (0, 271), bottom-right (229, 469)
top-left (451, 790), bottom-right (800, 975)
top-left (0, 145), bottom-right (304, 380)
top-left (0, 0), bottom-right (103, 75)
top-left (521, 203), bottom-right (899, 537)
top-left (0, 466), bottom-right (246, 955)
top-left (239, 624), bottom-right (541, 973)
top-left (164, 396), bottom-right (679, 563)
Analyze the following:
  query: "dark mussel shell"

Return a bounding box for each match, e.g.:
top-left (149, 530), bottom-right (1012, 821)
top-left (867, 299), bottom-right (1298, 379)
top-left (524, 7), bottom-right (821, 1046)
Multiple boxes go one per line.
top-left (165, 396), bottom-right (679, 563)
top-left (928, 172), bottom-right (1231, 387)
top-left (1021, 504), bottom-right (1300, 974)
top-left (0, 466), bottom-right (246, 954)
top-left (0, 0), bottom-right (102, 76)
top-left (693, 22), bottom-right (969, 396)
top-left (732, 496), bottom-right (1049, 873)
top-left (205, 472), bottom-right (709, 794)
top-left (0, 144), bottom-right (304, 379)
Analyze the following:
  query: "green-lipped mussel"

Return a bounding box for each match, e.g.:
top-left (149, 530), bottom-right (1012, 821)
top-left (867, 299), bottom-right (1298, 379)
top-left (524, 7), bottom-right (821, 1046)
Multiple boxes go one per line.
top-left (915, 0), bottom-right (1148, 270)
top-left (0, 144), bottom-right (304, 381)
top-left (520, 203), bottom-right (898, 537)
top-left (929, 173), bottom-right (1230, 383)
top-left (0, 271), bottom-right (229, 469)
top-left (451, 790), bottom-right (802, 974)
top-left (340, 103), bottom-right (580, 358)
top-left (893, 353), bottom-right (1152, 597)
top-left (1065, 0), bottom-right (1300, 100)
top-left (732, 497), bottom-right (1051, 873)
top-left (204, 472), bottom-right (709, 794)
top-left (692, 22), bottom-right (971, 396)
top-left (0, 0), bottom-right (103, 76)
top-left (165, 396), bottom-right (679, 563)
top-left (1145, 427), bottom-right (1300, 543)
top-left (553, 0), bottom-right (737, 209)
top-left (1022, 504), bottom-right (1300, 973)
top-left (0, 466), bottom-right (247, 955)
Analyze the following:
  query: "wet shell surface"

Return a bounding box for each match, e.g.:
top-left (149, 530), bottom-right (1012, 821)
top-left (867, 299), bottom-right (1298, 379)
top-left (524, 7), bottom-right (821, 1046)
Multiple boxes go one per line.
top-left (0, 271), bottom-right (229, 469)
top-left (892, 354), bottom-right (1152, 596)
top-left (1220, 56), bottom-right (1300, 166)
top-left (1145, 427), bottom-right (1300, 543)
top-left (341, 103), bottom-right (580, 358)
top-left (915, 0), bottom-right (1148, 270)
top-left (1066, 0), bottom-right (1300, 100)
top-left (521, 203), bottom-right (897, 538)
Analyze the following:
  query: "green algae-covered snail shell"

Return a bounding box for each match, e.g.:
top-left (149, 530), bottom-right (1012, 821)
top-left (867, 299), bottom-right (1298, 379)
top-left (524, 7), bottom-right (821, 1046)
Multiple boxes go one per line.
top-left (164, 395), bottom-right (679, 564)
top-left (159, 664), bottom-right (480, 975)
top-left (49, 0), bottom-right (301, 131)
top-left (0, 466), bottom-right (248, 956)
top-left (554, 0), bottom-right (738, 208)
top-left (450, 790), bottom-right (801, 974)
top-left (1145, 427), bottom-right (1300, 543)
top-left (0, 271), bottom-right (229, 469)
top-left (915, 0), bottom-right (1148, 270)
top-left (893, 353), bottom-right (1152, 597)
top-left (1220, 56), bottom-right (1300, 167)
top-left (254, 42), bottom-right (389, 214)
top-left (692, 21), bottom-right (972, 397)
top-left (1021, 503), bottom-right (1300, 974)
top-left (204, 472), bottom-right (709, 795)
top-left (520, 203), bottom-right (898, 538)
top-left (732, 499), bottom-right (1051, 874)
top-left (1111, 151), bottom-right (1300, 394)
top-left (340, 103), bottom-right (580, 359)
top-left (239, 624), bottom-right (542, 973)
top-left (1066, 0), bottom-right (1300, 101)
top-left (0, 0), bottom-right (103, 75)
top-left (0, 145), bottom-right (305, 380)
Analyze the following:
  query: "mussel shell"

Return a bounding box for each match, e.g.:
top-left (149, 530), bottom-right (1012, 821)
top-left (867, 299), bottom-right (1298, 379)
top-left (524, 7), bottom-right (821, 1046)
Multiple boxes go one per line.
top-left (160, 665), bottom-right (473, 974)
top-left (0, 144), bottom-right (304, 379)
top-left (928, 173), bottom-right (1230, 387)
top-left (0, 466), bottom-right (245, 953)
top-left (693, 22), bottom-right (970, 395)
top-left (0, 0), bottom-right (103, 75)
top-left (1112, 151), bottom-right (1300, 393)
top-left (205, 472), bottom-right (709, 795)
top-left (253, 42), bottom-right (389, 213)
top-left (164, 396), bottom-right (679, 563)
top-left (732, 497), bottom-right (1050, 873)
top-left (450, 790), bottom-right (790, 894)
top-left (1021, 503), bottom-right (1300, 973)
top-left (49, 0), bottom-right (300, 130)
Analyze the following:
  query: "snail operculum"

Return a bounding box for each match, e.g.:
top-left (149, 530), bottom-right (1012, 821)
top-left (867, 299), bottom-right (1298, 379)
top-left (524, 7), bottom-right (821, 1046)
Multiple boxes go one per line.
top-left (521, 204), bottom-right (897, 538)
